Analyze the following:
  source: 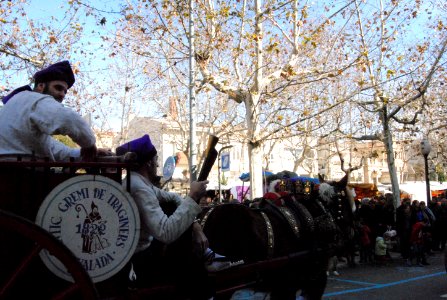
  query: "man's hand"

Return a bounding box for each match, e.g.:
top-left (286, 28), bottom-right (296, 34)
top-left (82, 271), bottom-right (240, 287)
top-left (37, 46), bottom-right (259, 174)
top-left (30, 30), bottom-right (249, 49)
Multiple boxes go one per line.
top-left (188, 180), bottom-right (209, 203)
top-left (97, 148), bottom-right (114, 156)
top-left (80, 145), bottom-right (97, 161)
top-left (192, 221), bottom-right (209, 257)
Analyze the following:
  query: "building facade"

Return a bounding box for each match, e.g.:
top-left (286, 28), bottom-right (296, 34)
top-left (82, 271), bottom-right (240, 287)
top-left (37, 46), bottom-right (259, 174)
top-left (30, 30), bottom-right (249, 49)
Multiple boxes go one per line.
top-left (114, 117), bottom-right (429, 196)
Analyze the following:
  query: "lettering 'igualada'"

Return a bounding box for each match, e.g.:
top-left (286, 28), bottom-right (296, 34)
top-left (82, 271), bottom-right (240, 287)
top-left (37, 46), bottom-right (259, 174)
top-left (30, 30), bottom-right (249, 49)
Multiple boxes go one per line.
top-left (78, 253), bottom-right (114, 271)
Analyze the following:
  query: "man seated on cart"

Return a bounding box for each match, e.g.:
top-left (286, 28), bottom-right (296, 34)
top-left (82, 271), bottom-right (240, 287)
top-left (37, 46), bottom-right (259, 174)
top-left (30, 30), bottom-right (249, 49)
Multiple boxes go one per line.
top-left (116, 134), bottom-right (243, 300)
top-left (0, 60), bottom-right (109, 161)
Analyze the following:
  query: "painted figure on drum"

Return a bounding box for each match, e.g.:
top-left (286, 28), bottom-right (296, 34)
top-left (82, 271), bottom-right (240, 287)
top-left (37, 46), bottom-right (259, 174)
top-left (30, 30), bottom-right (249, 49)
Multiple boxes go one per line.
top-left (78, 202), bottom-right (109, 254)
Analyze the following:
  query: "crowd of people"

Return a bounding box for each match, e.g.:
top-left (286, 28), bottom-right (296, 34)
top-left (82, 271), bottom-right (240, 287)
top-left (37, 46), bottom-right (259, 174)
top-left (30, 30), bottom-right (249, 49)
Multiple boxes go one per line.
top-left (331, 193), bottom-right (447, 276)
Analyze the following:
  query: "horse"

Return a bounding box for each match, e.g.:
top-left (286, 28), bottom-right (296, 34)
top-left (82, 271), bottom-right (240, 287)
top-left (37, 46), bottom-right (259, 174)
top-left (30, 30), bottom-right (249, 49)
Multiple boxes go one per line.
top-left (199, 174), bottom-right (356, 300)
top-left (317, 175), bottom-right (359, 268)
top-left (268, 173), bottom-right (359, 267)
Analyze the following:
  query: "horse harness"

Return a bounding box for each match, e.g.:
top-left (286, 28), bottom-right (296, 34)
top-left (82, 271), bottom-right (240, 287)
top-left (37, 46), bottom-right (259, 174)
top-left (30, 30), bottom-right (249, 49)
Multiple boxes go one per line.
top-left (259, 191), bottom-right (317, 258)
top-left (199, 206), bottom-right (215, 228)
top-left (259, 211), bottom-right (275, 258)
top-left (328, 189), bottom-right (348, 222)
top-left (199, 188), bottom-right (331, 259)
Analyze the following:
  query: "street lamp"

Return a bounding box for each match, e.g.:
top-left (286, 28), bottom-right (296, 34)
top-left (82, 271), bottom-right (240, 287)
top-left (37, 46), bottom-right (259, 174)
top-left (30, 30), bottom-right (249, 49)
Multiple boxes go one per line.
top-left (218, 145), bottom-right (233, 202)
top-left (420, 138), bottom-right (432, 205)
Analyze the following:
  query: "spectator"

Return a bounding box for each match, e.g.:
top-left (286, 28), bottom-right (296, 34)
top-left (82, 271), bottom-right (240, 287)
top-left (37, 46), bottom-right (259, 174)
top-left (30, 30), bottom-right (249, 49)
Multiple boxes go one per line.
top-left (383, 193), bottom-right (396, 228)
top-left (420, 201), bottom-right (436, 255)
top-left (375, 235), bottom-right (388, 265)
top-left (359, 218), bottom-right (373, 264)
top-left (383, 229), bottom-right (397, 258)
top-left (409, 218), bottom-right (429, 266)
top-left (396, 199), bottom-right (412, 265)
top-left (431, 199), bottom-right (442, 251)
top-left (410, 200), bottom-right (422, 225)
top-left (420, 201), bottom-right (436, 227)
top-left (358, 198), bottom-right (375, 235)
top-left (437, 199), bottom-right (447, 251)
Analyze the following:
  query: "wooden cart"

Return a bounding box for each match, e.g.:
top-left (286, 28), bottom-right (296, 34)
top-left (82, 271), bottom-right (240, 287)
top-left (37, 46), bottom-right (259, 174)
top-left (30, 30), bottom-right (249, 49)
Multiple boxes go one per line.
top-left (0, 157), bottom-right (318, 300)
top-left (0, 157), bottom-right (137, 299)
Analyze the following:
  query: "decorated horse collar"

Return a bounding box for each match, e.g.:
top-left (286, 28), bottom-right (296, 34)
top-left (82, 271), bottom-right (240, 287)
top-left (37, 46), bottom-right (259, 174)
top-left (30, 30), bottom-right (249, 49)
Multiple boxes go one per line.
top-left (272, 179), bottom-right (317, 197)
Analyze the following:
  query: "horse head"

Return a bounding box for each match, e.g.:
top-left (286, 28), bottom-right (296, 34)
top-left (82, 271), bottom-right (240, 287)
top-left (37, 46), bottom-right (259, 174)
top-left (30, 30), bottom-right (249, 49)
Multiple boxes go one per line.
top-left (317, 173), bottom-right (356, 218)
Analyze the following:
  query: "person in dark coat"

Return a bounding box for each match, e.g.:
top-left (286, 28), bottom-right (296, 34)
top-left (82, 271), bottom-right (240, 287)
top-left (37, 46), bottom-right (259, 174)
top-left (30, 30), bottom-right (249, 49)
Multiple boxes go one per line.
top-left (396, 198), bottom-right (412, 265)
top-left (437, 199), bottom-right (447, 251)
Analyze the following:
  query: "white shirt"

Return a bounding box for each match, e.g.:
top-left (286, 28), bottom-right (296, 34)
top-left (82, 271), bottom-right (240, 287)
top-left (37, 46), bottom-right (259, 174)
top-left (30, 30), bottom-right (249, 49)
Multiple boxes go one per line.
top-left (125, 171), bottom-right (201, 253)
top-left (0, 91), bottom-right (95, 161)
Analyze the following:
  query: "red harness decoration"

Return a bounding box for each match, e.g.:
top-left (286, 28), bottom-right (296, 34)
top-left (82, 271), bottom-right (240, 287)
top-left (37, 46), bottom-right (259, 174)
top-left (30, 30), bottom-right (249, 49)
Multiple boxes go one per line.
top-left (262, 191), bottom-right (301, 240)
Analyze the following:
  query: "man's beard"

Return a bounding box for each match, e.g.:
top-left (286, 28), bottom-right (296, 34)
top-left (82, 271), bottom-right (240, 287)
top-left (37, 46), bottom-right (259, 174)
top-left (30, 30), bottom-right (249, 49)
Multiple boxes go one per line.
top-left (42, 83), bottom-right (49, 94)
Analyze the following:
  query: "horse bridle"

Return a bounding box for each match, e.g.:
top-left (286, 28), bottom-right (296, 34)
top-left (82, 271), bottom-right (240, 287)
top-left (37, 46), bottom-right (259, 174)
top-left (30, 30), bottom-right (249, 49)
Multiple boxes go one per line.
top-left (330, 189), bottom-right (347, 221)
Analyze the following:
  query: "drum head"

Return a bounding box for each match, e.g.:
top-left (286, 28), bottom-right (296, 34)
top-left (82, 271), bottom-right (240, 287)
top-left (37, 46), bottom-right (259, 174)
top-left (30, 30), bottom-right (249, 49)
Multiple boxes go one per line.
top-left (36, 175), bottom-right (140, 283)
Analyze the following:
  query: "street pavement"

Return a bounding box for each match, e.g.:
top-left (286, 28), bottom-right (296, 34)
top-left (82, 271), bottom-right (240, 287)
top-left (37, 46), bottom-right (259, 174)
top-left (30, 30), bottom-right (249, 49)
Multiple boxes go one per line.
top-left (323, 250), bottom-right (447, 300)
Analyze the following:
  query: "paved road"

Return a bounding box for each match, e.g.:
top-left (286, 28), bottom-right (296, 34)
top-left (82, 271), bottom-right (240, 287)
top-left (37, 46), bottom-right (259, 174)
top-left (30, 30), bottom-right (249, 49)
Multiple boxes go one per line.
top-left (323, 250), bottom-right (447, 300)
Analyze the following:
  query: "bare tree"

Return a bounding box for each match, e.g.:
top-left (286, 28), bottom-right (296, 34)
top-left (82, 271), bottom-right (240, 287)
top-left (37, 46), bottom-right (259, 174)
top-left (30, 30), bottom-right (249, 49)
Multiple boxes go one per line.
top-left (327, 0), bottom-right (447, 209)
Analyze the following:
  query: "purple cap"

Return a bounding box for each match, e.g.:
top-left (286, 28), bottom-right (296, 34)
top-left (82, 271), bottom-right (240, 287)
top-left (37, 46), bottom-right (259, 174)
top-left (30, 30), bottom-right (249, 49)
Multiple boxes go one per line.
top-left (33, 60), bottom-right (75, 88)
top-left (116, 134), bottom-right (157, 162)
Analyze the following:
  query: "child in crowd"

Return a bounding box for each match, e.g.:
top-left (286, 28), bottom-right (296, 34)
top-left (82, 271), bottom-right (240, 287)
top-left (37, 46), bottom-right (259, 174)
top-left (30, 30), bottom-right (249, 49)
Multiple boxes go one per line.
top-left (410, 218), bottom-right (430, 266)
top-left (359, 219), bottom-right (373, 263)
top-left (375, 235), bottom-right (388, 264)
top-left (383, 230), bottom-right (397, 261)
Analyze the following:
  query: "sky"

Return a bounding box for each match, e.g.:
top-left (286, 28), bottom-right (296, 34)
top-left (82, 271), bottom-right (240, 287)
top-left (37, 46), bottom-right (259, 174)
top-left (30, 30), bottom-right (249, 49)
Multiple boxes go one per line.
top-left (1, 1), bottom-right (134, 130)
top-left (2, 0), bottom-right (445, 132)
top-left (26, 0), bottom-right (121, 71)
top-left (1, 0), bottom-right (119, 85)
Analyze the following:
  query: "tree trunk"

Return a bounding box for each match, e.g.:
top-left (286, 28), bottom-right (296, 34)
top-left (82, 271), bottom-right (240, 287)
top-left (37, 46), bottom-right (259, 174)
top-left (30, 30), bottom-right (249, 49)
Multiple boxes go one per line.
top-left (380, 107), bottom-right (400, 215)
top-left (245, 90), bottom-right (263, 199)
top-left (247, 0), bottom-right (264, 200)
top-left (248, 142), bottom-right (263, 199)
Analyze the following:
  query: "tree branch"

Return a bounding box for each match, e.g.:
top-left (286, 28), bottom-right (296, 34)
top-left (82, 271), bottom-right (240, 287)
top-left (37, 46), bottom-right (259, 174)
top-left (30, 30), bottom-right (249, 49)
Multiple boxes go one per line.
top-left (0, 49), bottom-right (43, 66)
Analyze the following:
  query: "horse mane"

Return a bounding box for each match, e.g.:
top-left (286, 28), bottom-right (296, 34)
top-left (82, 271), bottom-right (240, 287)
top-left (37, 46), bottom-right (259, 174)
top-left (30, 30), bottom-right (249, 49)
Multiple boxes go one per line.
top-left (318, 182), bottom-right (336, 205)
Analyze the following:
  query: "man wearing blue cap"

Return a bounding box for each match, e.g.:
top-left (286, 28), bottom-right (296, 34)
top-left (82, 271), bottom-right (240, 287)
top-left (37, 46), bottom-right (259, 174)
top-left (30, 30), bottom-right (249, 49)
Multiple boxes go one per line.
top-left (116, 134), bottom-right (243, 299)
top-left (0, 61), bottom-right (98, 161)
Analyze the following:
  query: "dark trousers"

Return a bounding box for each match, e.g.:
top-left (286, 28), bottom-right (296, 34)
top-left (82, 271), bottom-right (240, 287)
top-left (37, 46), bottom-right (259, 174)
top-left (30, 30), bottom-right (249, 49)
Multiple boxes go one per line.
top-left (130, 229), bottom-right (214, 300)
top-left (410, 243), bottom-right (426, 263)
top-left (399, 233), bottom-right (411, 259)
top-left (359, 244), bottom-right (373, 262)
